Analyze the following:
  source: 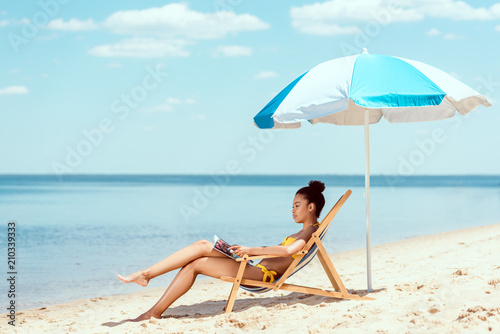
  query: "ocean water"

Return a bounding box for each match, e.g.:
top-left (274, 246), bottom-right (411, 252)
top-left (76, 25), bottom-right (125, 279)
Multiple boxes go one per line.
top-left (0, 174), bottom-right (499, 310)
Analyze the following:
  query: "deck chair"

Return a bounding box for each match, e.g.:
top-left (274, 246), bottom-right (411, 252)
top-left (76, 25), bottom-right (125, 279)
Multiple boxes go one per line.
top-left (220, 189), bottom-right (374, 313)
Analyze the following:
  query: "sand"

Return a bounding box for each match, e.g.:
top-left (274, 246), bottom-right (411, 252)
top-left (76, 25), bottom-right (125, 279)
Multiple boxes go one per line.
top-left (3, 223), bottom-right (500, 333)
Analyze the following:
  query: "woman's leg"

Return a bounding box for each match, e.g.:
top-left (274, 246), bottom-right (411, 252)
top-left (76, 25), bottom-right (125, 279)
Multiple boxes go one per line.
top-left (117, 240), bottom-right (226, 286)
top-left (130, 257), bottom-right (264, 321)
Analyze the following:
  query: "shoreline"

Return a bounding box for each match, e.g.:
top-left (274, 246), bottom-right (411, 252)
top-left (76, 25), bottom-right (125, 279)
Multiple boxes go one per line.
top-left (3, 222), bottom-right (500, 333)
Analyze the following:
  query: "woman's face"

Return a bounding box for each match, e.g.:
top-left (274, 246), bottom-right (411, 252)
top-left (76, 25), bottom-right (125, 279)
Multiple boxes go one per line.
top-left (292, 194), bottom-right (314, 223)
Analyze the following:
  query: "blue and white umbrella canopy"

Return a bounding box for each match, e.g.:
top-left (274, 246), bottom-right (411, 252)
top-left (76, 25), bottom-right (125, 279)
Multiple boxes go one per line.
top-left (253, 50), bottom-right (491, 292)
top-left (254, 52), bottom-right (491, 129)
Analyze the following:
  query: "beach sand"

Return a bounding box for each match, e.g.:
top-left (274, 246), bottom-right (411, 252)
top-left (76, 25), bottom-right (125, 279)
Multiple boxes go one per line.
top-left (3, 223), bottom-right (500, 333)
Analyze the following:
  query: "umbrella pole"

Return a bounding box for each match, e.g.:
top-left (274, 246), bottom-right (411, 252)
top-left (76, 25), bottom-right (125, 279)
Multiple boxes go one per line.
top-left (364, 108), bottom-right (372, 292)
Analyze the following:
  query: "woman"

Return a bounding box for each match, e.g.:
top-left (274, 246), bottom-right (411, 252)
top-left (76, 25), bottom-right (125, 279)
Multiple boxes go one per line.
top-left (117, 180), bottom-right (326, 321)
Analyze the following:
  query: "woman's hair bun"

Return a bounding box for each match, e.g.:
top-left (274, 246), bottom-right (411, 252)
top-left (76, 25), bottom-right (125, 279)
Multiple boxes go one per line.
top-left (308, 180), bottom-right (325, 193)
top-left (296, 180), bottom-right (326, 218)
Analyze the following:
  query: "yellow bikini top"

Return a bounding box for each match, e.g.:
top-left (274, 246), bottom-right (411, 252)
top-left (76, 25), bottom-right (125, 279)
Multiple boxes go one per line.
top-left (282, 223), bottom-right (320, 258)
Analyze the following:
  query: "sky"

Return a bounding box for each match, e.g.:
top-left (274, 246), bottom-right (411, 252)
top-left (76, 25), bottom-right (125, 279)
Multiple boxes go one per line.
top-left (1, 0), bottom-right (499, 176)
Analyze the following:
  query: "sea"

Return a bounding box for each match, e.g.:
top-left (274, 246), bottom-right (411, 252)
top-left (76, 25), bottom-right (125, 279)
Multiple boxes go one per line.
top-left (1, 174), bottom-right (499, 311)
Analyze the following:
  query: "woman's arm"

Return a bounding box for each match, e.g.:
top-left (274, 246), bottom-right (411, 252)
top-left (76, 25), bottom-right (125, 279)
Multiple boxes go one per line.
top-left (230, 226), bottom-right (317, 257)
top-left (230, 241), bottom-right (305, 257)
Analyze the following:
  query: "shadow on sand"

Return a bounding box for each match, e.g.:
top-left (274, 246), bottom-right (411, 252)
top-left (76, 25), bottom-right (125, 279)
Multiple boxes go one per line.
top-left (101, 288), bottom-right (382, 327)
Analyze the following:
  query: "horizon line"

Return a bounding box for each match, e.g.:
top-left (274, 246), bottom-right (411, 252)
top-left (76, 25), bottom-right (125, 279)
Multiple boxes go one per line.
top-left (1, 173), bottom-right (499, 177)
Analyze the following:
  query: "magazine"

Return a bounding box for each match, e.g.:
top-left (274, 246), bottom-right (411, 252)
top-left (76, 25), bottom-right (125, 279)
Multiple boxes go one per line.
top-left (213, 235), bottom-right (253, 264)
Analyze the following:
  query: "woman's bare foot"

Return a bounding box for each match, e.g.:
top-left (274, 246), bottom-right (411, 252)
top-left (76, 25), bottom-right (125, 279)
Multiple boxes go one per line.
top-left (117, 271), bottom-right (150, 287)
top-left (127, 311), bottom-right (161, 322)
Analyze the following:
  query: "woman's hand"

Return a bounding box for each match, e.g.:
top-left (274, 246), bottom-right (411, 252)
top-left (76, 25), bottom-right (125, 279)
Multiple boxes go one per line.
top-left (229, 245), bottom-right (252, 257)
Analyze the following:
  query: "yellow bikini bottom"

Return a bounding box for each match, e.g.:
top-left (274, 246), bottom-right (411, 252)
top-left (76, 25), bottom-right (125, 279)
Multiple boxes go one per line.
top-left (255, 264), bottom-right (277, 283)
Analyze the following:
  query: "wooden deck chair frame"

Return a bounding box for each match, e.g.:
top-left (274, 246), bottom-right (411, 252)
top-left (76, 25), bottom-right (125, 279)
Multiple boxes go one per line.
top-left (220, 189), bottom-right (374, 313)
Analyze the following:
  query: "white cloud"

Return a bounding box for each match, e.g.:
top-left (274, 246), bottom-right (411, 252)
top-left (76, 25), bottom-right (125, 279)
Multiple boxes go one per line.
top-left (88, 38), bottom-right (191, 58)
top-left (496, 25), bottom-right (500, 32)
top-left (426, 28), bottom-right (441, 36)
top-left (427, 1), bottom-right (500, 21)
top-left (291, 0), bottom-right (500, 36)
top-left (427, 28), bottom-right (466, 39)
top-left (0, 20), bottom-right (8, 27)
top-left (190, 114), bottom-right (206, 121)
top-left (84, 3), bottom-right (269, 58)
top-left (46, 18), bottom-right (97, 31)
top-left (0, 86), bottom-right (29, 95)
top-left (176, 97), bottom-right (196, 105)
top-left (444, 33), bottom-right (465, 40)
top-left (41, 73), bottom-right (49, 78)
top-left (17, 18), bottom-right (30, 25)
top-left (34, 33), bottom-right (58, 41)
top-left (140, 97), bottom-right (196, 113)
top-left (107, 62), bottom-right (122, 68)
top-left (10, 68), bottom-right (19, 74)
top-left (290, 0), bottom-right (421, 35)
top-left (212, 45), bottom-right (252, 57)
top-left (166, 97), bottom-right (182, 105)
top-left (140, 104), bottom-right (174, 113)
top-left (254, 71), bottom-right (278, 80)
top-left (141, 125), bottom-right (155, 131)
top-left (295, 22), bottom-right (360, 35)
top-left (103, 3), bottom-right (269, 39)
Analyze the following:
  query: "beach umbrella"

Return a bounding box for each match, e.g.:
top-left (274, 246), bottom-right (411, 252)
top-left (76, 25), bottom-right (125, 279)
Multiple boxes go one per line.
top-left (253, 49), bottom-right (491, 292)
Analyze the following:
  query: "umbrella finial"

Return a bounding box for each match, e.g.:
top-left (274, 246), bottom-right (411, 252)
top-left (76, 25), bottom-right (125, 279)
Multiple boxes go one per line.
top-left (361, 48), bottom-right (369, 54)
